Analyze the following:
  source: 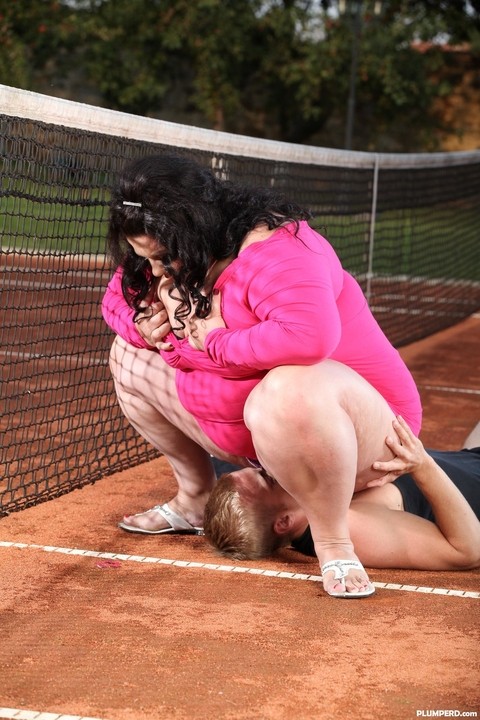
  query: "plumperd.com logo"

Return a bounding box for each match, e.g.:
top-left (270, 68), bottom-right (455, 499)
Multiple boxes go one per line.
top-left (416, 712), bottom-right (478, 718)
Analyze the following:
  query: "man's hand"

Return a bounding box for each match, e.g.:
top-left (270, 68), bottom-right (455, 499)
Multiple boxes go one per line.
top-left (366, 415), bottom-right (429, 487)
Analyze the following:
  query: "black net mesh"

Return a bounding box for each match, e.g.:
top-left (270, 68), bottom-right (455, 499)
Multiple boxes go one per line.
top-left (1, 109), bottom-right (480, 516)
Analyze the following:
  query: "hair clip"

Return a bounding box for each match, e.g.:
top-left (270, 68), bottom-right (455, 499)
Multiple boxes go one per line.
top-left (122, 200), bottom-right (142, 207)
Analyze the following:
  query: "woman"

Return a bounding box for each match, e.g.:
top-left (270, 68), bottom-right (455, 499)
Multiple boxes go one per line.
top-left (204, 416), bottom-right (480, 571)
top-left (102, 153), bottom-right (422, 598)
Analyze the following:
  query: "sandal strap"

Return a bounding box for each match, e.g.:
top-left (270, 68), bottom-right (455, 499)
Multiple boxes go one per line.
top-left (150, 503), bottom-right (198, 532)
top-left (321, 559), bottom-right (364, 581)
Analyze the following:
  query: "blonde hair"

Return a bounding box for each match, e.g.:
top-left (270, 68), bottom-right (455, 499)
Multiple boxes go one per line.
top-left (203, 473), bottom-right (288, 560)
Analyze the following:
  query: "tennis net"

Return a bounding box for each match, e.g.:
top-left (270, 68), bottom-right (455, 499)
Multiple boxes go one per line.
top-left (1, 84), bottom-right (479, 515)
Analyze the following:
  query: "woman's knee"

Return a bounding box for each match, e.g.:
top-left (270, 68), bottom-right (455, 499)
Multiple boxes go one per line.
top-left (245, 359), bottom-right (392, 441)
top-left (244, 365), bottom-right (316, 435)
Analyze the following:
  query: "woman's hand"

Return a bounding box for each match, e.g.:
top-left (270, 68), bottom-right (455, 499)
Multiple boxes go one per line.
top-left (134, 302), bottom-right (173, 350)
top-left (368, 415), bottom-right (430, 486)
top-left (134, 277), bottom-right (177, 351)
top-left (188, 290), bottom-right (226, 351)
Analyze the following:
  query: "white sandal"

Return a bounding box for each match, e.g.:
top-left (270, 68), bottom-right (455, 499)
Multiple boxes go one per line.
top-left (118, 502), bottom-right (204, 536)
top-left (321, 559), bottom-right (375, 598)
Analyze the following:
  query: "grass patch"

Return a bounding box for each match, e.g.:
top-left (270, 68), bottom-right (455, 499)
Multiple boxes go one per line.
top-left (1, 182), bottom-right (479, 282)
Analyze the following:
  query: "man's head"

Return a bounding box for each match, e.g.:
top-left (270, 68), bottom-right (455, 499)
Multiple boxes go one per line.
top-left (203, 467), bottom-right (306, 560)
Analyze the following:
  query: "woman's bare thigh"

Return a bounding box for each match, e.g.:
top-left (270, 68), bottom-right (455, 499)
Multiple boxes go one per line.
top-left (110, 336), bottom-right (247, 465)
top-left (244, 359), bottom-right (398, 490)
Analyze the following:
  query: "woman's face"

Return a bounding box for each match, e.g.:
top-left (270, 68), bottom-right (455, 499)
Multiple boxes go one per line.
top-left (127, 234), bottom-right (181, 278)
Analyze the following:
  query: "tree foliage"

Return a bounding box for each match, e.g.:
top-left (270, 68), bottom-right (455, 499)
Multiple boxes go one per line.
top-left (0, 0), bottom-right (477, 151)
top-left (0, 0), bottom-right (78, 89)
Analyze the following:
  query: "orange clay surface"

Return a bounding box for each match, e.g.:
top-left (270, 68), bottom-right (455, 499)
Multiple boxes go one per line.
top-left (0, 315), bottom-right (479, 720)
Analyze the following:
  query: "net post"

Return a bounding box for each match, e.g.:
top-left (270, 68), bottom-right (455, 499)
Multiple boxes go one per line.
top-left (366, 153), bottom-right (380, 304)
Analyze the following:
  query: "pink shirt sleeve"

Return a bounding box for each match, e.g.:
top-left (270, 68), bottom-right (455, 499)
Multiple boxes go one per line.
top-left (101, 268), bottom-right (153, 349)
top-left (204, 237), bottom-right (343, 370)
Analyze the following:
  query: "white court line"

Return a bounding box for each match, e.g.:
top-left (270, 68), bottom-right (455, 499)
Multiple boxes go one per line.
top-left (418, 384), bottom-right (480, 396)
top-left (1, 541), bottom-right (478, 599)
top-left (0, 278), bottom-right (108, 292)
top-left (0, 350), bottom-right (107, 366)
top-left (371, 305), bottom-right (474, 318)
top-left (0, 708), bottom-right (105, 720)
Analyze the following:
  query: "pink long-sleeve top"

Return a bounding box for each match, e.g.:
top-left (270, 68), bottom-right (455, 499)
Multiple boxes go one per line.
top-left (102, 221), bottom-right (422, 458)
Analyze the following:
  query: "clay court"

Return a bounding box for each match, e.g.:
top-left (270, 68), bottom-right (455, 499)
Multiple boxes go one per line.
top-left (1, 314), bottom-right (479, 720)
top-left (1, 84), bottom-right (479, 720)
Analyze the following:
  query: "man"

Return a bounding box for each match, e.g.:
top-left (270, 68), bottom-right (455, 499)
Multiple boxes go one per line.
top-left (204, 417), bottom-right (480, 572)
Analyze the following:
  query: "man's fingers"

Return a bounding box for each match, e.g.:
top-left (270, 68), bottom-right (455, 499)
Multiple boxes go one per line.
top-left (366, 473), bottom-right (395, 488)
top-left (372, 457), bottom-right (404, 472)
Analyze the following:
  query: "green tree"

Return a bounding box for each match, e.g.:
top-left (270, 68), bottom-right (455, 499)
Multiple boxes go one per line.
top-left (0, 0), bottom-right (77, 89)
top-left (74, 0), bottom-right (189, 116)
top-left (315, 0), bottom-right (480, 150)
top-left (171, 0), bottom-right (262, 130)
top-left (2, 0), bottom-right (478, 151)
top-left (238, 1), bottom-right (343, 142)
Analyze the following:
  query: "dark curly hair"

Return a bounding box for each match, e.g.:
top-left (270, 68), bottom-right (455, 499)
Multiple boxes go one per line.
top-left (107, 153), bottom-right (311, 327)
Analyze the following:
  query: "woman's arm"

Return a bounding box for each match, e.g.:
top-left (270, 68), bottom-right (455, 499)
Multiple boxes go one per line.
top-left (350, 417), bottom-right (480, 570)
top-left (189, 242), bottom-right (344, 369)
top-left (102, 269), bottom-right (173, 350)
top-left (102, 269), bottom-right (150, 348)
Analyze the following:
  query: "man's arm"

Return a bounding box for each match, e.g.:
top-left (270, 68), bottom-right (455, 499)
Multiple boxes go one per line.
top-left (349, 417), bottom-right (480, 570)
